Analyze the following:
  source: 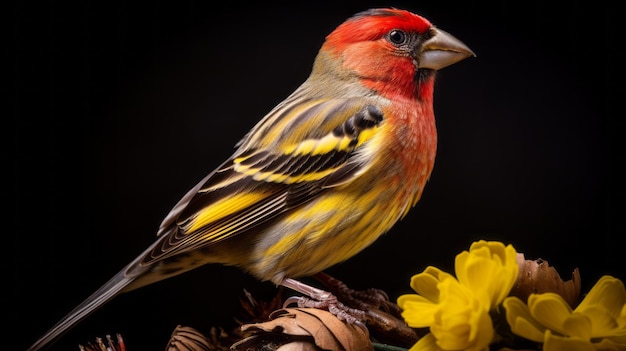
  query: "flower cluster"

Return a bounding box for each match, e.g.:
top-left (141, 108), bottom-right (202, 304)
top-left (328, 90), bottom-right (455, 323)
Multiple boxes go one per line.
top-left (397, 240), bottom-right (626, 351)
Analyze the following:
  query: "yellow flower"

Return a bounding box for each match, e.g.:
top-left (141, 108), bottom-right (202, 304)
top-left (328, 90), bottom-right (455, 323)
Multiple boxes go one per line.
top-left (503, 275), bottom-right (626, 351)
top-left (398, 241), bottom-right (519, 351)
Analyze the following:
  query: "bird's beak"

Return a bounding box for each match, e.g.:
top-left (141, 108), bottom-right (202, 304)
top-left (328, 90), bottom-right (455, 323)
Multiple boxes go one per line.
top-left (418, 28), bottom-right (475, 70)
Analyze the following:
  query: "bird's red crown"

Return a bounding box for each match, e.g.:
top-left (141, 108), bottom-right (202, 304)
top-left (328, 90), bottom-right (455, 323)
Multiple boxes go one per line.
top-left (324, 8), bottom-right (432, 53)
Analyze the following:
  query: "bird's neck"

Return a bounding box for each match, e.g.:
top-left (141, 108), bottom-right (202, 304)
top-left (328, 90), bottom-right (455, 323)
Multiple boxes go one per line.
top-left (311, 50), bottom-right (437, 102)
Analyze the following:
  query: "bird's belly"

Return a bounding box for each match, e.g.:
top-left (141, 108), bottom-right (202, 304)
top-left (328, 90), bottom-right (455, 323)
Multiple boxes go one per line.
top-left (247, 186), bottom-right (408, 284)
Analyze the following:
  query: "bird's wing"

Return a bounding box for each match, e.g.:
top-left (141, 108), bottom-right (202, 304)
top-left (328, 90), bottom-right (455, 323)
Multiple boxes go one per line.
top-left (142, 97), bottom-right (386, 264)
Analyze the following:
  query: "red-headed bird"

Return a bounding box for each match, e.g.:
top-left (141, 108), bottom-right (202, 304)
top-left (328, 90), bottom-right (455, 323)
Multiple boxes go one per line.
top-left (28, 8), bottom-right (474, 350)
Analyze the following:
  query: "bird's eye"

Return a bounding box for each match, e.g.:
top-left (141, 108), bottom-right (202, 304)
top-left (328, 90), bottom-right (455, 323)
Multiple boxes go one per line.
top-left (387, 30), bottom-right (408, 45)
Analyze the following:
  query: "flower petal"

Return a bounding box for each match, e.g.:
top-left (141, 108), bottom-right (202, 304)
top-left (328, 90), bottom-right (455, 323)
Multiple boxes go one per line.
top-left (528, 293), bottom-right (573, 335)
top-left (409, 267), bottom-right (454, 302)
top-left (576, 305), bottom-right (619, 337)
top-left (398, 293), bottom-right (431, 305)
top-left (599, 335), bottom-right (626, 349)
top-left (562, 314), bottom-right (592, 339)
top-left (543, 329), bottom-right (595, 351)
top-left (576, 276), bottom-right (626, 317)
top-left (409, 333), bottom-right (442, 351)
top-left (503, 297), bottom-right (546, 342)
top-left (400, 298), bottom-right (439, 327)
top-left (575, 275), bottom-right (626, 337)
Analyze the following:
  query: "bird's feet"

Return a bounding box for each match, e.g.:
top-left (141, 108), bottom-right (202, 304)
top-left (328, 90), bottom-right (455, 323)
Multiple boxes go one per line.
top-left (313, 272), bottom-right (402, 317)
top-left (280, 273), bottom-right (420, 347)
top-left (281, 277), bottom-right (366, 325)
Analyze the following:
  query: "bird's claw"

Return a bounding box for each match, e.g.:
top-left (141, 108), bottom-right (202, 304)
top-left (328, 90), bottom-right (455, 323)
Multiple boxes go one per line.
top-left (283, 295), bottom-right (366, 325)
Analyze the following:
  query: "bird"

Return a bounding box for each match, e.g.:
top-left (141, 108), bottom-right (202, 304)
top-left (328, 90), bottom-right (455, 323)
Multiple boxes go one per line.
top-left (27, 8), bottom-right (474, 350)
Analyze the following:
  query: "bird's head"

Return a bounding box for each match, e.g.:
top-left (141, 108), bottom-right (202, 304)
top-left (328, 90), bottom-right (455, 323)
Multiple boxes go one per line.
top-left (317, 8), bottom-right (475, 100)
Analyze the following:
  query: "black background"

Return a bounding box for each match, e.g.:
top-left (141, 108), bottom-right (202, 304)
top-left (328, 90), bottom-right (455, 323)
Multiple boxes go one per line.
top-left (10, 1), bottom-right (622, 350)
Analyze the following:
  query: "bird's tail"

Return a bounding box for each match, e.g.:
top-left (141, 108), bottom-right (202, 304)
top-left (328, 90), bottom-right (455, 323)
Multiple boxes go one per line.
top-left (26, 266), bottom-right (140, 351)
